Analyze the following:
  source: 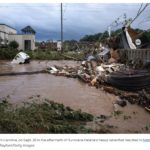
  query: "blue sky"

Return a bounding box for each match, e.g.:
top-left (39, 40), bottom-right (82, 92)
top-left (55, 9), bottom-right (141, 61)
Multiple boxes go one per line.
top-left (0, 3), bottom-right (149, 41)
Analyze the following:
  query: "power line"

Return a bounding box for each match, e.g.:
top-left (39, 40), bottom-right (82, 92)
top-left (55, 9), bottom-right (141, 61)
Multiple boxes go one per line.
top-left (137, 3), bottom-right (143, 14)
top-left (98, 3), bottom-right (150, 42)
top-left (129, 3), bottom-right (150, 25)
top-left (98, 13), bottom-right (128, 41)
top-left (61, 3), bottom-right (63, 52)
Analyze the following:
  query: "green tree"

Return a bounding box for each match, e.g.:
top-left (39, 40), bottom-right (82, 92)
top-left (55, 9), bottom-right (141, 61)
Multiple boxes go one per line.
top-left (9, 41), bottom-right (19, 49)
top-left (140, 31), bottom-right (150, 43)
top-left (80, 33), bottom-right (103, 42)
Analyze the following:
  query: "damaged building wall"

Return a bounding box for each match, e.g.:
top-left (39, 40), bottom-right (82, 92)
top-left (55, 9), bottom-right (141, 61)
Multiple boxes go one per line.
top-left (0, 24), bottom-right (17, 45)
top-left (0, 24), bottom-right (17, 34)
top-left (8, 34), bottom-right (35, 50)
top-left (0, 24), bottom-right (35, 50)
top-left (107, 26), bottom-right (138, 50)
top-left (8, 34), bottom-right (23, 50)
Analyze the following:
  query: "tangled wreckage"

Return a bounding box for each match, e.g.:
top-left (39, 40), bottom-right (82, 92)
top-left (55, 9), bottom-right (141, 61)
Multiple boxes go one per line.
top-left (47, 26), bottom-right (150, 90)
top-left (47, 26), bottom-right (150, 112)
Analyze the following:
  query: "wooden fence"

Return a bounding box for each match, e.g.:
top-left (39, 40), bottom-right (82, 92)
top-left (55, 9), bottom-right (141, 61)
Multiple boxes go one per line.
top-left (119, 49), bottom-right (150, 64)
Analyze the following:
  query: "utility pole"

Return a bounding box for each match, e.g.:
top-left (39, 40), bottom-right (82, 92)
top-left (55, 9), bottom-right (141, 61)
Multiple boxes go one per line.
top-left (61, 3), bottom-right (63, 52)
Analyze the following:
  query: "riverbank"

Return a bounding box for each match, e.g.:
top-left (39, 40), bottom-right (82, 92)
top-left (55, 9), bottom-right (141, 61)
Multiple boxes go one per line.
top-left (0, 49), bottom-right (84, 60)
top-left (0, 97), bottom-right (94, 133)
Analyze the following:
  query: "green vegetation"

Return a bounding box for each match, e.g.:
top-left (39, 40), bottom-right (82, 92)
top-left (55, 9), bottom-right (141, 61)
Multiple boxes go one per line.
top-left (0, 96), bottom-right (115, 133)
top-left (80, 33), bottom-right (104, 42)
top-left (0, 99), bottom-right (93, 133)
top-left (140, 31), bottom-right (150, 44)
top-left (80, 28), bottom-right (150, 43)
top-left (9, 40), bottom-right (19, 49)
top-left (80, 30), bottom-right (120, 42)
top-left (0, 97), bottom-right (94, 133)
top-left (0, 48), bottom-right (18, 59)
top-left (25, 50), bottom-right (84, 60)
top-left (0, 49), bottom-right (84, 60)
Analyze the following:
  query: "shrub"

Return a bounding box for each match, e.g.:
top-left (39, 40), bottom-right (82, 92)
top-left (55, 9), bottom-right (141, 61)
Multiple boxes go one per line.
top-left (9, 41), bottom-right (19, 49)
top-left (0, 48), bottom-right (18, 59)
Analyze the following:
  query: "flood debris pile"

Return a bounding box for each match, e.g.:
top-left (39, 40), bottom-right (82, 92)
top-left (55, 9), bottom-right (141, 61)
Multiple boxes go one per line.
top-left (47, 59), bottom-right (150, 90)
top-left (46, 48), bottom-right (150, 112)
top-left (104, 86), bottom-right (150, 112)
top-left (0, 97), bottom-right (95, 133)
top-left (47, 61), bottom-right (125, 85)
top-left (121, 89), bottom-right (150, 110)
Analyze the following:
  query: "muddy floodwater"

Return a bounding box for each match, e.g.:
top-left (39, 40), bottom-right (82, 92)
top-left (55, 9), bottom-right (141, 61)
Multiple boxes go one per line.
top-left (0, 60), bottom-right (150, 133)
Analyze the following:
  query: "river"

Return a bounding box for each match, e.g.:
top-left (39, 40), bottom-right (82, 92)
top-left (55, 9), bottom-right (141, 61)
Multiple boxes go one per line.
top-left (0, 60), bottom-right (150, 133)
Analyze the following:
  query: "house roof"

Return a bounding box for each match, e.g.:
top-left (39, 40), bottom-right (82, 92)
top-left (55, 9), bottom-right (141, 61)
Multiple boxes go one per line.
top-left (0, 23), bottom-right (16, 31)
top-left (21, 26), bottom-right (36, 34)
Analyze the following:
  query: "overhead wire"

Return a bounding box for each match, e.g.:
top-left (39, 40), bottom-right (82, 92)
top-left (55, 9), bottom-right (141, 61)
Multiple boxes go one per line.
top-left (98, 3), bottom-right (150, 42)
top-left (129, 3), bottom-right (150, 25)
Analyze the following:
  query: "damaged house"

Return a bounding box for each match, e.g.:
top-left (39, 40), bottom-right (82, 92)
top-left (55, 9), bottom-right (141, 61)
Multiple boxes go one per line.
top-left (0, 24), bottom-right (36, 50)
top-left (107, 26), bottom-right (150, 65)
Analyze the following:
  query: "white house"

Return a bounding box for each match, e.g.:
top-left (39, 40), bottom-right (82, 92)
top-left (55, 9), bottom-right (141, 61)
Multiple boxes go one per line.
top-left (0, 24), bottom-right (35, 50)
